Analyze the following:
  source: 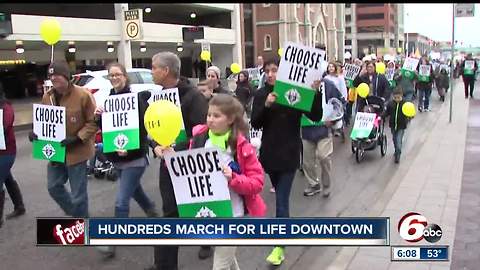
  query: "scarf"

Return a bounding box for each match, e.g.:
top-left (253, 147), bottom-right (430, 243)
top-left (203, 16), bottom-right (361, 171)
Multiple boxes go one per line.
top-left (208, 129), bottom-right (231, 151)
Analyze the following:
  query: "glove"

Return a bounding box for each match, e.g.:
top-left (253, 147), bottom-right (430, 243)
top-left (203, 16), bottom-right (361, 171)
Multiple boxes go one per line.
top-left (28, 132), bottom-right (38, 142)
top-left (61, 136), bottom-right (81, 147)
top-left (228, 161), bottom-right (242, 174)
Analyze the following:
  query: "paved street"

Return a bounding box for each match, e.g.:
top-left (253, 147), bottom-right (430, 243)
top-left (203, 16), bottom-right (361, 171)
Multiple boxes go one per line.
top-left (0, 80), bottom-right (479, 270)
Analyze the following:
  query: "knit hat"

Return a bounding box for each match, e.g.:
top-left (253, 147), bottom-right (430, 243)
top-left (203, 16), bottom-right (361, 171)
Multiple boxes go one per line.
top-left (207, 65), bottom-right (221, 79)
top-left (48, 61), bottom-right (71, 80)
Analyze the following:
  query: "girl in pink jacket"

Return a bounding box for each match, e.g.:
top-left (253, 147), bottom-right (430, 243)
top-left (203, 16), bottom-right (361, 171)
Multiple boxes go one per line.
top-left (189, 93), bottom-right (267, 270)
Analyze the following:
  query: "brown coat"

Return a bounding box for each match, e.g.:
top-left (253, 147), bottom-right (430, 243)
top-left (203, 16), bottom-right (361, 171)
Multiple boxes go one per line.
top-left (42, 84), bottom-right (98, 165)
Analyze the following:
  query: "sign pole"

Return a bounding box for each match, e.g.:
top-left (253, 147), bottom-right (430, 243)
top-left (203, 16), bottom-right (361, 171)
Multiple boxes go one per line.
top-left (449, 3), bottom-right (455, 123)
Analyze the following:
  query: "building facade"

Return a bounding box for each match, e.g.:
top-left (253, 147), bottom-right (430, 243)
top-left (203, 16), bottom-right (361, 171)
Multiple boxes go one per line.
top-left (241, 4), bottom-right (344, 67)
top-left (0, 3), bottom-right (242, 99)
top-left (345, 3), bottom-right (404, 59)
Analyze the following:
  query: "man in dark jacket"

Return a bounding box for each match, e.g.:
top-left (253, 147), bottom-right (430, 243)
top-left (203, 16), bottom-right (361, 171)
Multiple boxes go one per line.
top-left (460, 53), bottom-right (478, 98)
top-left (383, 87), bottom-right (410, 163)
top-left (147, 52), bottom-right (209, 270)
top-left (251, 57), bottom-right (323, 266)
top-left (353, 61), bottom-right (390, 111)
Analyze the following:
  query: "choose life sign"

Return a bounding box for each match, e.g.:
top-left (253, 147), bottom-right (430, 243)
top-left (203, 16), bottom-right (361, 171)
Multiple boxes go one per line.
top-left (275, 42), bottom-right (326, 112)
top-left (32, 104), bottom-right (66, 162)
top-left (464, 60), bottom-right (475, 75)
top-left (0, 109), bottom-right (5, 150)
top-left (350, 112), bottom-right (377, 140)
top-left (418, 64), bottom-right (431, 82)
top-left (401, 57), bottom-right (419, 80)
top-left (149, 87), bottom-right (187, 144)
top-left (101, 93), bottom-right (140, 153)
top-left (165, 148), bottom-right (233, 218)
top-left (344, 64), bottom-right (361, 88)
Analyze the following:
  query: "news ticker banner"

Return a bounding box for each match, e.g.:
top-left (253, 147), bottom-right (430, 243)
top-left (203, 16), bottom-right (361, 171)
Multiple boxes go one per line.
top-left (391, 246), bottom-right (449, 261)
top-left (36, 217), bottom-right (389, 246)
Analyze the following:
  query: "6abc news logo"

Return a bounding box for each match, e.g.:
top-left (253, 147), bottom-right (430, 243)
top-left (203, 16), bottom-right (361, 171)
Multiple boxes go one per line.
top-left (398, 212), bottom-right (442, 243)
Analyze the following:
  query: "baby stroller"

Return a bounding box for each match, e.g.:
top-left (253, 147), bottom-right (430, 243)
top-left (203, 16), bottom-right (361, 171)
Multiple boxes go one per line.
top-left (351, 96), bottom-right (387, 163)
top-left (88, 131), bottom-right (118, 181)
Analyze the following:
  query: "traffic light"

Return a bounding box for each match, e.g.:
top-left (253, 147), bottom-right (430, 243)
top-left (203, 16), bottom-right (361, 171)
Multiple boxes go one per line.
top-left (0, 12), bottom-right (12, 39)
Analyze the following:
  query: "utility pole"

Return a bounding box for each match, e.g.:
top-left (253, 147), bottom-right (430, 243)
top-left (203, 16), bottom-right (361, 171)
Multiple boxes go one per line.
top-left (449, 3), bottom-right (455, 123)
top-left (114, 3), bottom-right (132, 69)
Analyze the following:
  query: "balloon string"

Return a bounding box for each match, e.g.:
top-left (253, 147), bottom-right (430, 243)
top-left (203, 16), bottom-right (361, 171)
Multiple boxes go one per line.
top-left (51, 45), bottom-right (55, 63)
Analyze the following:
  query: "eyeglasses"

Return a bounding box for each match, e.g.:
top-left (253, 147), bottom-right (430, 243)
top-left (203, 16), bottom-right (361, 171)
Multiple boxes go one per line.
top-left (108, 73), bottom-right (124, 79)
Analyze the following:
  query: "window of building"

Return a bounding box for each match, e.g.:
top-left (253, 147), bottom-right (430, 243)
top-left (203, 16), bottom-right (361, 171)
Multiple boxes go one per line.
top-left (345, 39), bottom-right (352, 46)
top-left (346, 27), bottom-right (351, 34)
top-left (263, 3), bottom-right (271, 7)
top-left (346, 15), bottom-right (351, 22)
top-left (264, 34), bottom-right (272, 51)
top-left (357, 13), bottom-right (384, 20)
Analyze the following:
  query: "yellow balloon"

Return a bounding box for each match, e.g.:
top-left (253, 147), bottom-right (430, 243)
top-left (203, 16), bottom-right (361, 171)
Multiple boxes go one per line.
top-left (278, 48), bottom-right (283, 57)
top-left (402, 102), bottom-right (416, 117)
top-left (144, 100), bottom-right (183, 147)
top-left (200, 51), bottom-right (211, 62)
top-left (357, 83), bottom-right (369, 98)
top-left (230, 63), bottom-right (241, 74)
top-left (375, 62), bottom-right (386, 74)
top-left (40, 19), bottom-right (62, 45)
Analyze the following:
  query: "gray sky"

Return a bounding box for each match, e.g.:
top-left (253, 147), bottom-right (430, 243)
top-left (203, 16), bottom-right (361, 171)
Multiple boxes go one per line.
top-left (404, 4), bottom-right (480, 47)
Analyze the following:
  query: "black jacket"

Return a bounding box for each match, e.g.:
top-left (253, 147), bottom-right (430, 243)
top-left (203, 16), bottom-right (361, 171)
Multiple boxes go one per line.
top-left (97, 87), bottom-right (151, 163)
top-left (235, 82), bottom-right (252, 110)
top-left (213, 84), bottom-right (231, 95)
top-left (383, 99), bottom-right (408, 131)
top-left (353, 72), bottom-right (390, 100)
top-left (251, 83), bottom-right (323, 173)
top-left (150, 76), bottom-right (208, 152)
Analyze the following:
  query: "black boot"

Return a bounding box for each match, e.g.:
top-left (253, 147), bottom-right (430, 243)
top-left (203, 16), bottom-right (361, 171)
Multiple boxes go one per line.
top-left (5, 176), bottom-right (26, 219)
top-left (0, 190), bottom-right (5, 228)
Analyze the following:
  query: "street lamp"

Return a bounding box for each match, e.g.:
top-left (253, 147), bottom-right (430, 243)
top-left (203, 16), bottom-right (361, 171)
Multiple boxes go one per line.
top-left (107, 42), bottom-right (114, 53)
top-left (68, 41), bottom-right (76, 53)
top-left (190, 12), bottom-right (197, 19)
top-left (140, 42), bottom-right (146, 52)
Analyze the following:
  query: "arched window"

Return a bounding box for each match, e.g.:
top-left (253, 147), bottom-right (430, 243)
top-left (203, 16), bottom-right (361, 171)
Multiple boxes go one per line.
top-left (264, 35), bottom-right (272, 51)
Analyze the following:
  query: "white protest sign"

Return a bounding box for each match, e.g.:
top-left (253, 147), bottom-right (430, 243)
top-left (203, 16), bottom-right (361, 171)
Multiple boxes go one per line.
top-left (275, 42), bottom-right (326, 111)
top-left (164, 147), bottom-right (233, 217)
top-left (101, 93), bottom-right (140, 152)
top-left (465, 60), bottom-right (475, 70)
top-left (248, 119), bottom-right (262, 141)
top-left (386, 68), bottom-right (395, 81)
top-left (419, 65), bottom-right (431, 76)
top-left (0, 109), bottom-right (5, 150)
top-left (344, 64), bottom-right (361, 81)
top-left (33, 104), bottom-right (66, 142)
top-left (350, 112), bottom-right (376, 139)
top-left (148, 87), bottom-right (187, 143)
top-left (402, 57), bottom-right (420, 72)
top-left (32, 104), bottom-right (66, 162)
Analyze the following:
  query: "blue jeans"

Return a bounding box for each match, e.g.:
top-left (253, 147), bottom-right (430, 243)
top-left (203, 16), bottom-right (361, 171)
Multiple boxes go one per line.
top-left (391, 128), bottom-right (405, 157)
top-left (115, 166), bottom-right (154, 218)
top-left (0, 155), bottom-right (16, 191)
top-left (47, 161), bottom-right (89, 217)
top-left (268, 171), bottom-right (296, 218)
top-left (418, 88), bottom-right (432, 109)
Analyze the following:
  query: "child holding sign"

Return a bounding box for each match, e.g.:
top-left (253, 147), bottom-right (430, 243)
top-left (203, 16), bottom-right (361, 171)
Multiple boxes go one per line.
top-left (189, 94), bottom-right (266, 270)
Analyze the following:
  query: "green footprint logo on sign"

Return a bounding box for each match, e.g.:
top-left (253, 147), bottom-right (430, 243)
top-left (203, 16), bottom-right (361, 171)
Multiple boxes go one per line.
top-left (285, 89), bottom-right (301, 106)
top-left (114, 133), bottom-right (129, 149)
top-left (42, 144), bottom-right (56, 159)
top-left (195, 206), bottom-right (217, 218)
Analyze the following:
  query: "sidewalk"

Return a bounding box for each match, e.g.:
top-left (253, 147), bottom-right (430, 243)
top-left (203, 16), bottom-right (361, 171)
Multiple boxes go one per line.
top-left (324, 80), bottom-right (472, 270)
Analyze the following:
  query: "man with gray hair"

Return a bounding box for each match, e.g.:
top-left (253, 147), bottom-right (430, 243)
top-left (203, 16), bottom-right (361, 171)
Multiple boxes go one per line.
top-left (147, 51), bottom-right (209, 270)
